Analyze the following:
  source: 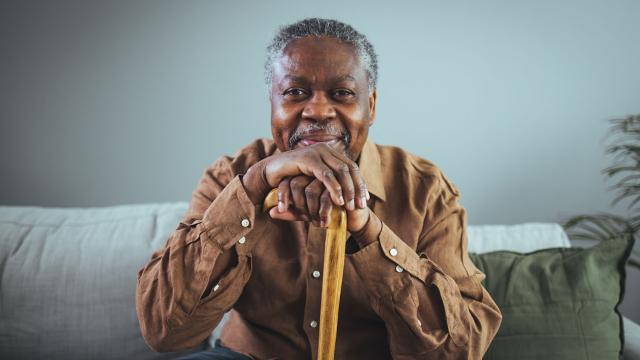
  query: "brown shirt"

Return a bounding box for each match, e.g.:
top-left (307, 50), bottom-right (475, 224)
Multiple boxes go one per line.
top-left (136, 138), bottom-right (502, 359)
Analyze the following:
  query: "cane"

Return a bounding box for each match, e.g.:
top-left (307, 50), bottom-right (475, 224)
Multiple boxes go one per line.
top-left (263, 189), bottom-right (347, 360)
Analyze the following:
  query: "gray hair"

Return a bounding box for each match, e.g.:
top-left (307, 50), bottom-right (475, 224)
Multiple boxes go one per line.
top-left (264, 18), bottom-right (378, 93)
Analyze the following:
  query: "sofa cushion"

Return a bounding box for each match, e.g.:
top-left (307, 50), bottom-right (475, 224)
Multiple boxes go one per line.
top-left (0, 202), bottom-right (205, 360)
top-left (466, 222), bottom-right (571, 253)
top-left (470, 236), bottom-right (633, 360)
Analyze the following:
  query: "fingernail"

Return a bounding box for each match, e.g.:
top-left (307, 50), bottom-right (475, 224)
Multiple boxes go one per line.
top-left (361, 196), bottom-right (367, 208)
top-left (338, 195), bottom-right (345, 205)
top-left (347, 199), bottom-right (355, 211)
top-left (278, 201), bottom-right (285, 213)
top-left (366, 190), bottom-right (370, 200)
top-left (320, 220), bottom-right (326, 228)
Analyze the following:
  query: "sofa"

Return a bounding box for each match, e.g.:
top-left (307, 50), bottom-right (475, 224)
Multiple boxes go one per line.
top-left (0, 202), bottom-right (638, 359)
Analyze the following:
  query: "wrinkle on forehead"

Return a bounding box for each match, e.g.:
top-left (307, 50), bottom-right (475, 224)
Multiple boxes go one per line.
top-left (273, 36), bottom-right (366, 83)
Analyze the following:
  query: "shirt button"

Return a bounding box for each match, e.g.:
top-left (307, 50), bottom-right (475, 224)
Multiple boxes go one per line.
top-left (389, 248), bottom-right (398, 256)
top-left (395, 265), bottom-right (404, 273)
top-left (310, 320), bottom-right (318, 328)
top-left (213, 284), bottom-right (220, 292)
top-left (238, 236), bottom-right (246, 244)
top-left (312, 270), bottom-right (321, 278)
top-left (241, 218), bottom-right (250, 228)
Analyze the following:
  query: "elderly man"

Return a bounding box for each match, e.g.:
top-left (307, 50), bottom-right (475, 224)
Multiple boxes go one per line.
top-left (136, 18), bottom-right (501, 360)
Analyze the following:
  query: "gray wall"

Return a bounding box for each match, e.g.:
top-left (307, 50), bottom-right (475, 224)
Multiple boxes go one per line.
top-left (1, 1), bottom-right (639, 321)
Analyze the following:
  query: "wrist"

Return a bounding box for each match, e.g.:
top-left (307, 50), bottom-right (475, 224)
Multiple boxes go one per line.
top-left (351, 209), bottom-right (382, 248)
top-left (242, 160), bottom-right (271, 206)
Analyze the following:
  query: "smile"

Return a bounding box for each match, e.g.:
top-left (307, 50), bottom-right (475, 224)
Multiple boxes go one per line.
top-left (297, 138), bottom-right (341, 147)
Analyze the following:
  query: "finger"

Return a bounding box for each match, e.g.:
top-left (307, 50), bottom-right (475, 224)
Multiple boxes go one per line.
top-left (327, 149), bottom-right (369, 209)
top-left (305, 179), bottom-right (325, 226)
top-left (320, 152), bottom-right (356, 211)
top-left (289, 175), bottom-right (313, 219)
top-left (277, 177), bottom-right (292, 213)
top-left (269, 207), bottom-right (306, 222)
top-left (318, 189), bottom-right (333, 228)
top-left (307, 163), bottom-right (345, 207)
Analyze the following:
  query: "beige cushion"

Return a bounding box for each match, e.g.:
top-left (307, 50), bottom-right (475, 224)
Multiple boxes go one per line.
top-left (0, 202), bottom-right (203, 360)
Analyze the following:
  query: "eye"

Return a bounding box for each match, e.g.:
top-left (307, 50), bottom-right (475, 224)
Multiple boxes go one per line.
top-left (332, 89), bottom-right (355, 99)
top-left (283, 88), bottom-right (308, 98)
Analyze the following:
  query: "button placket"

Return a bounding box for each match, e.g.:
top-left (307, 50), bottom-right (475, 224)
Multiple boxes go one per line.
top-left (302, 225), bottom-right (325, 360)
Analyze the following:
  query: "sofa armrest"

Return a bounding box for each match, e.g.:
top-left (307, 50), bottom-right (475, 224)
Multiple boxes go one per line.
top-left (625, 317), bottom-right (640, 359)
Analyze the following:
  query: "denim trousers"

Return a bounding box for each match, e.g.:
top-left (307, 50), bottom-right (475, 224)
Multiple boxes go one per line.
top-left (175, 340), bottom-right (252, 360)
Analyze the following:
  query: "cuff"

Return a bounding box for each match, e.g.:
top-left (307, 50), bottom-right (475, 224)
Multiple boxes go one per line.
top-left (349, 223), bottom-right (435, 296)
top-left (351, 209), bottom-right (383, 248)
top-left (198, 175), bottom-right (261, 255)
top-left (349, 223), bottom-right (469, 347)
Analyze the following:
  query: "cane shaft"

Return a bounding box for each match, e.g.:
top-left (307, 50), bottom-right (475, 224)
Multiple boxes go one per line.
top-left (262, 189), bottom-right (345, 360)
top-left (317, 208), bottom-right (346, 360)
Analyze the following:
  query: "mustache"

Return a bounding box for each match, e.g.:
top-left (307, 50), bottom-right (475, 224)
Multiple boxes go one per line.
top-left (288, 123), bottom-right (351, 150)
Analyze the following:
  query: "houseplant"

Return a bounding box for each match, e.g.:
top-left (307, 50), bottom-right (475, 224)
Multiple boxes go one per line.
top-left (564, 114), bottom-right (640, 269)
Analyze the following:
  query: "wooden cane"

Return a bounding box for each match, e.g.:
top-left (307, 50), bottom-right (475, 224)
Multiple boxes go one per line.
top-left (263, 189), bottom-right (346, 360)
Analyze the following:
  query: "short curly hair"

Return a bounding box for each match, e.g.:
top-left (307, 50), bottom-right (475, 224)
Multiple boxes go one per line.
top-left (264, 18), bottom-right (378, 93)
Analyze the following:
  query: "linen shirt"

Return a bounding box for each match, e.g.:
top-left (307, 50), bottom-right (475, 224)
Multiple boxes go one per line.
top-left (136, 138), bottom-right (502, 359)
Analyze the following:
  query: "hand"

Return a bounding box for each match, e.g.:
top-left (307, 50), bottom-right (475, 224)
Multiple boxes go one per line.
top-left (268, 174), bottom-right (372, 233)
top-left (243, 142), bottom-right (369, 210)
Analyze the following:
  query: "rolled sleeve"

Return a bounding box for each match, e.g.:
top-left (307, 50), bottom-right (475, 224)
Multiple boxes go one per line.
top-left (350, 194), bottom-right (502, 358)
top-left (136, 166), bottom-right (262, 351)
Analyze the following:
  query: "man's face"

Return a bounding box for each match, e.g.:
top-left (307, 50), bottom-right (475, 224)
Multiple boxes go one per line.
top-left (270, 36), bottom-right (377, 161)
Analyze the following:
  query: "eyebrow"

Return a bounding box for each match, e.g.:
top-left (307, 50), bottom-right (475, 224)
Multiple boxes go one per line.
top-left (282, 74), bottom-right (357, 83)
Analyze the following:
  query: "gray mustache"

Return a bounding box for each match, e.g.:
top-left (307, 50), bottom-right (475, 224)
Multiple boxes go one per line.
top-left (288, 124), bottom-right (351, 149)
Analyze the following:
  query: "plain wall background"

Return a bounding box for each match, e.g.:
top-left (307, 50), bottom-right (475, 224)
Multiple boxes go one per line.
top-left (1, 1), bottom-right (639, 321)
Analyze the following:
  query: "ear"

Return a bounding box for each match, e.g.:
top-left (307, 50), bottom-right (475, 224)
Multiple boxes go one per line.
top-left (367, 89), bottom-right (377, 127)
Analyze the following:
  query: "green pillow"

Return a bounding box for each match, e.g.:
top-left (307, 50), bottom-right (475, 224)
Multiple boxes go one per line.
top-left (469, 236), bottom-right (633, 360)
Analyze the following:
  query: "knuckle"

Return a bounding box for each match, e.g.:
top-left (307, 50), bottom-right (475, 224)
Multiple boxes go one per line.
top-left (290, 179), bottom-right (305, 191)
top-left (321, 199), bottom-right (332, 211)
top-left (359, 182), bottom-right (368, 192)
top-left (338, 164), bottom-right (350, 174)
top-left (290, 183), bottom-right (301, 192)
top-left (322, 169), bottom-right (334, 179)
top-left (305, 187), bottom-right (318, 198)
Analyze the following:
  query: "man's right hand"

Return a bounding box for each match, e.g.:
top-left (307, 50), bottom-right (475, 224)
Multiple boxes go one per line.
top-left (242, 142), bottom-right (368, 212)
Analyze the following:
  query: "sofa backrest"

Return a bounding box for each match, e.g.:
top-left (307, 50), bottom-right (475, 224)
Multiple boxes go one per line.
top-left (0, 202), bottom-right (195, 360)
top-left (467, 222), bottom-right (571, 253)
top-left (0, 202), bottom-right (571, 359)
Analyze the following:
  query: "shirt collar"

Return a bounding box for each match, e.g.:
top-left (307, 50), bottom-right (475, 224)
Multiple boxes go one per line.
top-left (357, 138), bottom-right (386, 202)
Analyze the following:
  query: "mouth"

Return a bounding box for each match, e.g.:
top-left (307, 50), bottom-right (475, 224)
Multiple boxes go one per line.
top-left (288, 124), bottom-right (351, 151)
top-left (297, 134), bottom-right (341, 147)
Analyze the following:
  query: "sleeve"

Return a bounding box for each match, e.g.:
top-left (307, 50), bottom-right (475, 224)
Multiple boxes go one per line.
top-left (349, 175), bottom-right (502, 359)
top-left (135, 158), bottom-right (263, 352)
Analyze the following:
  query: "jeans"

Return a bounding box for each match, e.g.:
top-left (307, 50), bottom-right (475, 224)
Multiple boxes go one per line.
top-left (175, 340), bottom-right (253, 360)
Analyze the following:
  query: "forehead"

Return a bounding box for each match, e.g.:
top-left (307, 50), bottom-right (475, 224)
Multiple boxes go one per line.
top-left (273, 36), bottom-right (367, 84)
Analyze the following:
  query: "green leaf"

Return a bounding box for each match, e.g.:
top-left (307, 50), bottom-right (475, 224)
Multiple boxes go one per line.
top-left (563, 214), bottom-right (630, 241)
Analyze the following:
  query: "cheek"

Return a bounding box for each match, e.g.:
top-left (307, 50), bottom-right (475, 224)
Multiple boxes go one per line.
top-left (271, 104), bottom-right (300, 150)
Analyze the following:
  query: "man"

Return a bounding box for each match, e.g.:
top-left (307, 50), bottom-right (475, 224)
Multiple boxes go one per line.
top-left (136, 18), bottom-right (502, 359)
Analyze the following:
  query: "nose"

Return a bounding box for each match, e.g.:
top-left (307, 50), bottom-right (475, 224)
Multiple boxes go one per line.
top-left (302, 91), bottom-right (336, 122)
